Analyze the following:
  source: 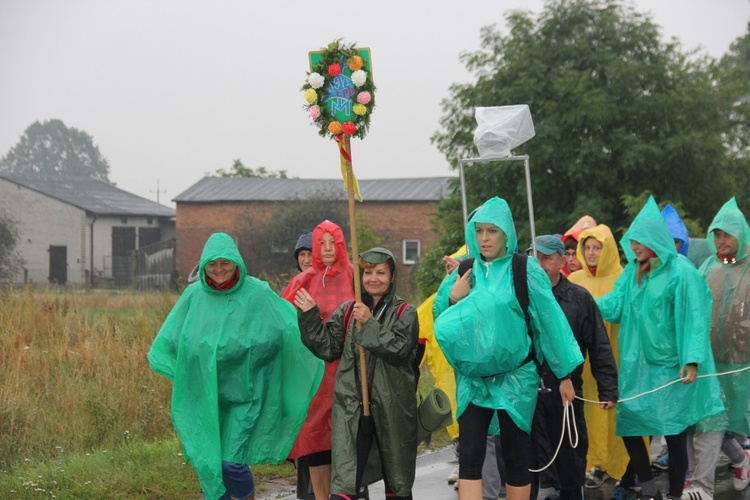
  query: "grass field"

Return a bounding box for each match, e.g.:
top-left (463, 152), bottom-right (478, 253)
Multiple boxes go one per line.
top-left (0, 286), bottom-right (449, 498)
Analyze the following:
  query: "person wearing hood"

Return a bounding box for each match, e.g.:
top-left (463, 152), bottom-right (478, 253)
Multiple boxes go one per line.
top-left (294, 247), bottom-right (419, 499)
top-left (596, 197), bottom-right (724, 500)
top-left (568, 224), bottom-right (635, 489)
top-left (661, 204), bottom-right (691, 257)
top-left (147, 233), bottom-right (324, 500)
top-left (561, 215), bottom-right (597, 276)
top-left (687, 197), bottom-right (750, 499)
top-left (432, 197), bottom-right (584, 500)
top-left (281, 220), bottom-right (354, 500)
top-left (294, 231), bottom-right (314, 272)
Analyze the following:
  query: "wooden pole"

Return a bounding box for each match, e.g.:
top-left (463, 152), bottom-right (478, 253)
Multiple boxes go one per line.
top-left (343, 135), bottom-right (370, 418)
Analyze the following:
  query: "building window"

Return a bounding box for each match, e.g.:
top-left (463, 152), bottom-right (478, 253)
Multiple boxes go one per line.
top-left (147, 216), bottom-right (153, 225)
top-left (402, 239), bottom-right (420, 265)
top-left (120, 216), bottom-right (128, 224)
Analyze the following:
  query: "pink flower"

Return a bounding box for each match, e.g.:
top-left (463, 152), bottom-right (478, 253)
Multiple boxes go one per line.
top-left (309, 105), bottom-right (321, 119)
top-left (356, 91), bottom-right (371, 104)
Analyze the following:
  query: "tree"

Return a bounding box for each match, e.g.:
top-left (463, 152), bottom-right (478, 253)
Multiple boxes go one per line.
top-left (0, 211), bottom-right (23, 282)
top-left (420, 0), bottom-right (739, 296)
top-left (213, 159), bottom-right (288, 178)
top-left (0, 119), bottom-right (111, 182)
top-left (716, 22), bottom-right (750, 205)
top-left (237, 188), bottom-right (380, 289)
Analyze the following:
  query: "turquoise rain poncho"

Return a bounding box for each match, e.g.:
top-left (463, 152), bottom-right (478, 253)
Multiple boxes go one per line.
top-left (148, 233), bottom-right (324, 500)
top-left (433, 197), bottom-right (583, 433)
top-left (697, 197), bottom-right (750, 435)
top-left (597, 197), bottom-right (724, 436)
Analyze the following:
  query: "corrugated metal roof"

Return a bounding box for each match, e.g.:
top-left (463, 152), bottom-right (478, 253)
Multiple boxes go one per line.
top-left (0, 171), bottom-right (175, 217)
top-left (174, 176), bottom-right (455, 203)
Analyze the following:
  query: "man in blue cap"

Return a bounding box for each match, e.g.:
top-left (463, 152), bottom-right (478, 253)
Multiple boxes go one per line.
top-left (530, 235), bottom-right (618, 500)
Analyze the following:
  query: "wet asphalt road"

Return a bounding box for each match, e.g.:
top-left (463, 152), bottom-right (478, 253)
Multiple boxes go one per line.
top-left (276, 443), bottom-right (750, 500)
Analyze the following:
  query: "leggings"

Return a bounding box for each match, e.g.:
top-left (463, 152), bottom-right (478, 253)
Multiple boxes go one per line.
top-left (458, 403), bottom-right (531, 486)
top-left (623, 433), bottom-right (687, 497)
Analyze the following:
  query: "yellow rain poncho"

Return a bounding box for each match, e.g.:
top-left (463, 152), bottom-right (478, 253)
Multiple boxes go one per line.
top-left (433, 197), bottom-right (583, 433)
top-left (697, 197), bottom-right (750, 435)
top-left (148, 233), bottom-right (324, 499)
top-left (418, 245), bottom-right (467, 440)
top-left (569, 224), bottom-right (632, 479)
top-left (597, 198), bottom-right (724, 436)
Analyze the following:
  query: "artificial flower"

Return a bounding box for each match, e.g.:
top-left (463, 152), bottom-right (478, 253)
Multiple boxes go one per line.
top-left (309, 105), bottom-right (321, 119)
top-left (307, 72), bottom-right (325, 89)
top-left (347, 55), bottom-right (364, 71)
top-left (304, 88), bottom-right (318, 104)
top-left (328, 63), bottom-right (342, 77)
top-left (342, 122), bottom-right (357, 136)
top-left (351, 70), bottom-right (366, 87)
top-left (353, 104), bottom-right (367, 116)
top-left (356, 91), bottom-right (371, 104)
top-left (328, 121), bottom-right (343, 135)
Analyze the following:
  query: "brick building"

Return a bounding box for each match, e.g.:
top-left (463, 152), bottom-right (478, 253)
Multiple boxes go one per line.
top-left (173, 176), bottom-right (453, 298)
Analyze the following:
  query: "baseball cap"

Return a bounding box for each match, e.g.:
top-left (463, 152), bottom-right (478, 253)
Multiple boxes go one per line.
top-left (534, 235), bottom-right (564, 256)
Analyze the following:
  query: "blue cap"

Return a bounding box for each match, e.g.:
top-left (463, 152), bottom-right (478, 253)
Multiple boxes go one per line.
top-left (534, 235), bottom-right (565, 256)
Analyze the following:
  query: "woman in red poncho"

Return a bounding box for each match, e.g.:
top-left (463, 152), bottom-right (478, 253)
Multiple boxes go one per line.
top-left (281, 220), bottom-right (354, 500)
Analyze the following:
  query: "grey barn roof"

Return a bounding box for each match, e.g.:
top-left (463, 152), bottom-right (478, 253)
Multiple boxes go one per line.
top-left (174, 176), bottom-right (455, 203)
top-left (0, 171), bottom-right (175, 217)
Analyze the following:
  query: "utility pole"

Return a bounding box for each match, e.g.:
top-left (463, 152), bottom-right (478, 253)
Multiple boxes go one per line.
top-left (150, 179), bottom-right (167, 204)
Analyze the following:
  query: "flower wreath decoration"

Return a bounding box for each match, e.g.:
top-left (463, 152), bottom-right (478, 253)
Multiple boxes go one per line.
top-left (302, 39), bottom-right (376, 141)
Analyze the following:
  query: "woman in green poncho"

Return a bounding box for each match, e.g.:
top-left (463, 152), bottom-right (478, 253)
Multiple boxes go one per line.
top-left (147, 233), bottom-right (324, 500)
top-left (432, 197), bottom-right (583, 500)
top-left (596, 197), bottom-right (724, 500)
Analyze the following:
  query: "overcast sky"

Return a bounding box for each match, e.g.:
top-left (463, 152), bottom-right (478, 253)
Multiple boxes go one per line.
top-left (1, 0), bottom-right (749, 207)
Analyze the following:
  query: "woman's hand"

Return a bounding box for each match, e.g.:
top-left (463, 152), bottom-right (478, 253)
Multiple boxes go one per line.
top-left (293, 288), bottom-right (317, 312)
top-left (600, 401), bottom-right (616, 410)
top-left (450, 269), bottom-right (472, 303)
top-left (352, 302), bottom-right (372, 325)
top-left (442, 255), bottom-right (459, 274)
top-left (680, 364), bottom-right (698, 384)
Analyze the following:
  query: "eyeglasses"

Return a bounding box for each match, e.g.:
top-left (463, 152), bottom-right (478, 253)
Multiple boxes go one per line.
top-left (564, 251), bottom-right (577, 258)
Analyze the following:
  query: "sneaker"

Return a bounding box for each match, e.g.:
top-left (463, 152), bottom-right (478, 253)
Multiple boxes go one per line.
top-left (453, 479), bottom-right (459, 490)
top-left (447, 464), bottom-right (459, 484)
top-left (681, 486), bottom-right (713, 500)
top-left (584, 467), bottom-right (610, 489)
top-left (734, 449), bottom-right (750, 491)
top-left (611, 486), bottom-right (639, 500)
top-left (652, 452), bottom-right (669, 471)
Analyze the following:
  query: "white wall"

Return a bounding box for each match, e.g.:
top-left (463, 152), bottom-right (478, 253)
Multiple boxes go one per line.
top-left (0, 179), bottom-right (87, 285)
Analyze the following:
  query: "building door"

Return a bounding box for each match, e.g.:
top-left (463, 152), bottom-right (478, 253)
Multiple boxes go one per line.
top-left (49, 246), bottom-right (67, 285)
top-left (112, 227), bottom-right (136, 286)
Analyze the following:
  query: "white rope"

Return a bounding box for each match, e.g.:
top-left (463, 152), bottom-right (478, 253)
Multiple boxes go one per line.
top-left (529, 365), bottom-right (750, 472)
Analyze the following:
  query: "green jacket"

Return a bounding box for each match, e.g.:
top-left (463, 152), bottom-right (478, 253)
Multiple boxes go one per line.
top-left (148, 233), bottom-right (323, 499)
top-left (299, 247), bottom-right (419, 496)
top-left (697, 197), bottom-right (750, 434)
top-left (433, 197), bottom-right (583, 433)
top-left (597, 197), bottom-right (724, 436)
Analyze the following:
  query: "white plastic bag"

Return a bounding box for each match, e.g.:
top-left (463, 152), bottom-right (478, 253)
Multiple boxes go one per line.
top-left (473, 105), bottom-right (535, 159)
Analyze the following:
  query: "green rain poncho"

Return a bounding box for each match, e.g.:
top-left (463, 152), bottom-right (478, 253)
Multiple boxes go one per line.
top-left (597, 197), bottom-right (724, 436)
top-left (148, 233), bottom-right (324, 499)
top-left (433, 197), bottom-right (583, 433)
top-left (697, 197), bottom-right (750, 435)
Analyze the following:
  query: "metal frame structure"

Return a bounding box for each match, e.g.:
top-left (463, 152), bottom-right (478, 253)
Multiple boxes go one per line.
top-left (458, 154), bottom-right (538, 257)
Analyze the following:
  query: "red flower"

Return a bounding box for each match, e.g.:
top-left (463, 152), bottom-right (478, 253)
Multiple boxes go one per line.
top-left (342, 122), bottom-right (357, 136)
top-left (328, 63), bottom-right (342, 77)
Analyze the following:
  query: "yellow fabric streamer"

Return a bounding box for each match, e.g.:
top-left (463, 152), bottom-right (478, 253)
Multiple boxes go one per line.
top-left (337, 140), bottom-right (363, 202)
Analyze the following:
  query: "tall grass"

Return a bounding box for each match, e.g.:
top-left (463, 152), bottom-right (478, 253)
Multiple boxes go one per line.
top-left (0, 286), bottom-right (176, 470)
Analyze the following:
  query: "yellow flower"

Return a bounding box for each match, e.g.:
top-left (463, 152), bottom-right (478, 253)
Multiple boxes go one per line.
top-left (304, 88), bottom-right (318, 104)
top-left (353, 103), bottom-right (367, 116)
top-left (348, 55), bottom-right (364, 71)
top-left (328, 121), bottom-right (343, 135)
